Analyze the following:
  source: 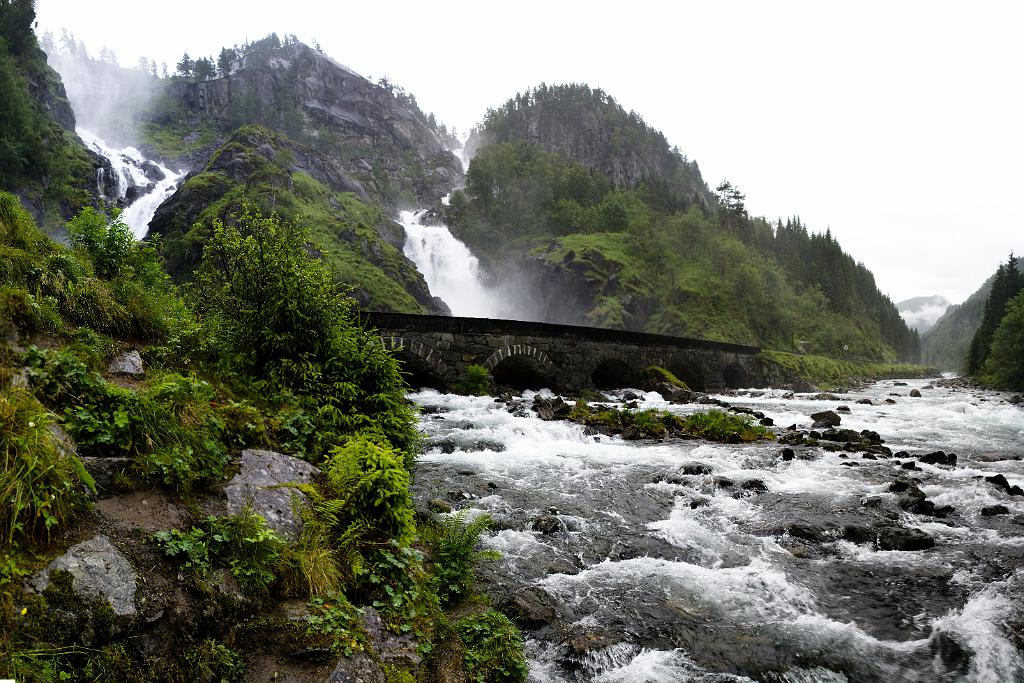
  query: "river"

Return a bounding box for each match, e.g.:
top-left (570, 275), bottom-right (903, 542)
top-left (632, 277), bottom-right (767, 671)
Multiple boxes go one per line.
top-left (409, 378), bottom-right (1024, 682)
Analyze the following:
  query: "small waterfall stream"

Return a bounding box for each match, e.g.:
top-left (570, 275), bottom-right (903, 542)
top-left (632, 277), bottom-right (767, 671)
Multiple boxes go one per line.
top-left (78, 129), bottom-right (183, 239)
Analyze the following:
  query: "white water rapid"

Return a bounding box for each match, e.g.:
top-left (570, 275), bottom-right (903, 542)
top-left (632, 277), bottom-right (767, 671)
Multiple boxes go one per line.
top-left (78, 129), bottom-right (183, 238)
top-left (400, 209), bottom-right (502, 317)
top-left (409, 378), bottom-right (1024, 682)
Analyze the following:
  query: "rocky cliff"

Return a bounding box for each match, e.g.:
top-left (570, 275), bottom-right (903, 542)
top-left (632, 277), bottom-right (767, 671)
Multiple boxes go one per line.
top-left (148, 40), bottom-right (462, 209)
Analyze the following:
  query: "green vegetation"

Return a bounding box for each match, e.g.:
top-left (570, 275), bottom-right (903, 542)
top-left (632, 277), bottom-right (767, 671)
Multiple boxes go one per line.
top-left (921, 256), bottom-right (1023, 372)
top-left (448, 85), bottom-right (920, 363)
top-left (758, 350), bottom-right (935, 390)
top-left (966, 254), bottom-right (1024, 385)
top-left (642, 364), bottom-right (688, 389)
top-left (677, 410), bottom-right (774, 443)
top-left (456, 363), bottom-right (493, 396)
top-left (0, 194), bottom-right (523, 679)
top-left (424, 511), bottom-right (498, 607)
top-left (0, 388), bottom-right (92, 544)
top-left (153, 126), bottom-right (434, 314)
top-left (152, 509), bottom-right (286, 595)
top-left (982, 291), bottom-right (1024, 390)
top-left (568, 401), bottom-right (773, 443)
top-left (456, 610), bottom-right (528, 683)
top-left (0, 6), bottom-right (97, 231)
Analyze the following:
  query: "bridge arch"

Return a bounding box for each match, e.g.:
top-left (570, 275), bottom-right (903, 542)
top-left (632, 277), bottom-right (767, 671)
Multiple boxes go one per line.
top-left (483, 344), bottom-right (558, 390)
top-left (722, 362), bottom-right (750, 390)
top-left (589, 353), bottom-right (641, 390)
top-left (379, 336), bottom-right (449, 389)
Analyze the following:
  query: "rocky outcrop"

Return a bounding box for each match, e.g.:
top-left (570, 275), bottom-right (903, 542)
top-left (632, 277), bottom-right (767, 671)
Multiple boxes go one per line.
top-left (159, 41), bottom-right (461, 207)
top-left (225, 449), bottom-right (320, 541)
top-left (31, 535), bottom-right (138, 618)
top-left (108, 350), bottom-right (144, 375)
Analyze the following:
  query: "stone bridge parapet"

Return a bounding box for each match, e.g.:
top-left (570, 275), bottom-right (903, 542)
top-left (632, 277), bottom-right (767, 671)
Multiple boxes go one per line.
top-left (361, 312), bottom-right (764, 392)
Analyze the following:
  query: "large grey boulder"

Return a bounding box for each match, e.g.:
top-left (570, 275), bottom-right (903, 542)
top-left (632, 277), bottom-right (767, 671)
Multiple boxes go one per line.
top-left (31, 535), bottom-right (137, 618)
top-left (108, 350), bottom-right (144, 375)
top-left (225, 449), bottom-right (320, 542)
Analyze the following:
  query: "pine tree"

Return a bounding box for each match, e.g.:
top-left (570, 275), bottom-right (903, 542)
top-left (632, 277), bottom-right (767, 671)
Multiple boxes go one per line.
top-left (967, 254), bottom-right (1023, 374)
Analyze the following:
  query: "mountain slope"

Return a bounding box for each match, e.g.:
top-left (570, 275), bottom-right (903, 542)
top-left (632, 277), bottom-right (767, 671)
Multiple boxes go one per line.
top-left (0, 8), bottom-right (106, 231)
top-left (467, 83), bottom-right (714, 209)
top-left (143, 37), bottom-right (462, 209)
top-left (149, 125), bottom-right (447, 313)
top-left (922, 257), bottom-right (1024, 371)
top-left (446, 86), bottom-right (919, 362)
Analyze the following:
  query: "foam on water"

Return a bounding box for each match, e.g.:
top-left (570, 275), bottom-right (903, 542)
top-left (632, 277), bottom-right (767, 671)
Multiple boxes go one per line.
top-left (77, 128), bottom-right (183, 238)
top-left (400, 210), bottom-right (501, 317)
top-left (410, 381), bottom-right (1024, 680)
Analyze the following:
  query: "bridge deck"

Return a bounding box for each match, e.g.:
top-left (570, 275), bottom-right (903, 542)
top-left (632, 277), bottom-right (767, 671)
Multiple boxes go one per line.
top-left (361, 312), bottom-right (760, 355)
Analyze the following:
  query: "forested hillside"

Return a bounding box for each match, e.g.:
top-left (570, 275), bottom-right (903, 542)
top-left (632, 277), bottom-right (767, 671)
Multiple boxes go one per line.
top-left (446, 89), bottom-right (920, 362)
top-left (0, 3), bottom-right (104, 230)
top-left (923, 256), bottom-right (1024, 372)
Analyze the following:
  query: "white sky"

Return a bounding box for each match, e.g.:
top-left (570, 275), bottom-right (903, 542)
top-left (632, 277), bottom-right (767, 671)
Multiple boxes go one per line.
top-left (37, 0), bottom-right (1023, 304)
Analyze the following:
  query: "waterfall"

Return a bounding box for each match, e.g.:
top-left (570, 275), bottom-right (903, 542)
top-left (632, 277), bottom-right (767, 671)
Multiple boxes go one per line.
top-left (77, 129), bottom-right (183, 239)
top-left (400, 209), bottom-right (502, 318)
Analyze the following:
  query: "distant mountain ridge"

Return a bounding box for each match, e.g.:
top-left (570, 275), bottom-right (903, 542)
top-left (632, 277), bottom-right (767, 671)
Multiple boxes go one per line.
top-left (897, 295), bottom-right (950, 333)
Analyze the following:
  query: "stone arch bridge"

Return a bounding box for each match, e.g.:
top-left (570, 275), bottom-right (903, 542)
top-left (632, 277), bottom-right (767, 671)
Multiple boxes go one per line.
top-left (363, 312), bottom-right (767, 392)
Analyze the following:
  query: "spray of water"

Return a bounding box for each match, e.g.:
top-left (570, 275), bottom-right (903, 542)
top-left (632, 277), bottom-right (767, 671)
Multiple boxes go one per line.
top-left (400, 209), bottom-right (502, 317)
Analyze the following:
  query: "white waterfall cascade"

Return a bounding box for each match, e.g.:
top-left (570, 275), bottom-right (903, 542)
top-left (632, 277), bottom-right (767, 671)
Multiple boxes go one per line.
top-left (78, 129), bottom-right (183, 239)
top-left (400, 209), bottom-right (502, 318)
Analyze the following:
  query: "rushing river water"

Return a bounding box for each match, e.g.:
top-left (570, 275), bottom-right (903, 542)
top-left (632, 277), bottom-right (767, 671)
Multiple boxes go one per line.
top-left (409, 378), bottom-right (1024, 682)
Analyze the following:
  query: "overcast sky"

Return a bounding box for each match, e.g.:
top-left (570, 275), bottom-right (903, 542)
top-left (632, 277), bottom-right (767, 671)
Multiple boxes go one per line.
top-left (37, 0), bottom-right (1023, 304)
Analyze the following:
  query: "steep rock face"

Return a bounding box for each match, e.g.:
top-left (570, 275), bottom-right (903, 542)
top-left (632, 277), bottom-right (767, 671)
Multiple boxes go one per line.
top-left (149, 125), bottom-right (447, 313)
top-left (157, 41), bottom-right (462, 208)
top-left (466, 83), bottom-right (713, 208)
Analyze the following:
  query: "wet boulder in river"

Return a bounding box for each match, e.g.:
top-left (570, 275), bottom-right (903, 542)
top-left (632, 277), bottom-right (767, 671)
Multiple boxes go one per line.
top-left (919, 451), bottom-right (957, 467)
top-left (857, 398), bottom-right (874, 405)
top-left (981, 505), bottom-right (1010, 516)
top-left (810, 410), bottom-right (841, 428)
top-left (909, 389), bottom-right (922, 397)
top-left (876, 526), bottom-right (935, 551)
top-left (532, 396), bottom-right (571, 420)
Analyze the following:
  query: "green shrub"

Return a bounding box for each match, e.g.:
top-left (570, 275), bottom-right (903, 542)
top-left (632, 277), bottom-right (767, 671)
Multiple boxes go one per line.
top-left (194, 208), bottom-right (418, 459)
top-left (320, 435), bottom-right (416, 547)
top-left (456, 364), bottom-right (492, 396)
top-left (304, 591), bottom-right (364, 656)
top-left (456, 610), bottom-right (528, 683)
top-left (25, 347), bottom-right (152, 456)
top-left (680, 410), bottom-right (774, 443)
top-left (65, 207), bottom-right (135, 280)
top-left (0, 388), bottom-right (92, 544)
top-left (152, 509), bottom-right (286, 595)
top-left (182, 639), bottom-right (245, 682)
top-left (426, 511), bottom-right (498, 606)
top-left (0, 286), bottom-right (62, 337)
top-left (642, 364), bottom-right (688, 389)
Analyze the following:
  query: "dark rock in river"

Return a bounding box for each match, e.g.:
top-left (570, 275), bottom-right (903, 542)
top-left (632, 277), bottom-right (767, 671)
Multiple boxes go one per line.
top-left (857, 398), bottom-right (874, 405)
top-left (810, 410), bottom-right (841, 427)
top-left (919, 451), bottom-right (957, 467)
top-left (780, 448), bottom-right (795, 461)
top-left (885, 398), bottom-right (897, 404)
top-left (531, 514), bottom-right (566, 535)
top-left (981, 505), bottom-right (1010, 516)
top-left (836, 405), bottom-right (851, 413)
top-left (909, 389), bottom-right (922, 397)
top-left (533, 396), bottom-right (572, 421)
top-left (985, 473), bottom-right (1024, 497)
top-left (876, 527), bottom-right (935, 551)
